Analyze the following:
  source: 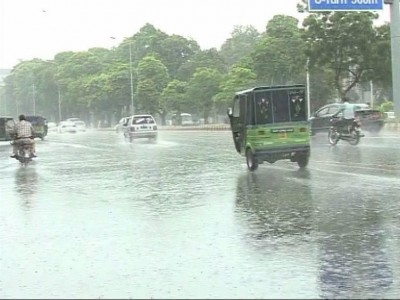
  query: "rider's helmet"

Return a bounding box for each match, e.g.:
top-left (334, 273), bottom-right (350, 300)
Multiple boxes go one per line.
top-left (19, 114), bottom-right (26, 121)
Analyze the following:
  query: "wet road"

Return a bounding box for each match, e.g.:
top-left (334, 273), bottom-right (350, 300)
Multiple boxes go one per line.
top-left (0, 130), bottom-right (399, 299)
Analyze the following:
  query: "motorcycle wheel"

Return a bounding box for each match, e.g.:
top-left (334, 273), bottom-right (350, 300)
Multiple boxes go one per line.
top-left (328, 128), bottom-right (339, 145)
top-left (348, 130), bottom-right (360, 146)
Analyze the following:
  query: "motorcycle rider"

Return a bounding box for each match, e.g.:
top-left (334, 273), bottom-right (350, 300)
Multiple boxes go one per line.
top-left (333, 97), bottom-right (355, 133)
top-left (10, 114), bottom-right (37, 158)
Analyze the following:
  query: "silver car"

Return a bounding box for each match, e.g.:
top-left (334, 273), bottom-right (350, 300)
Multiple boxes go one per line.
top-left (57, 121), bottom-right (77, 133)
top-left (123, 114), bottom-right (158, 142)
top-left (66, 118), bottom-right (86, 132)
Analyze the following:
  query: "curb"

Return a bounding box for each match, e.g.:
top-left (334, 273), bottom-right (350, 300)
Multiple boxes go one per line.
top-left (158, 124), bottom-right (230, 131)
top-left (384, 121), bottom-right (400, 132)
top-left (95, 122), bottom-right (400, 132)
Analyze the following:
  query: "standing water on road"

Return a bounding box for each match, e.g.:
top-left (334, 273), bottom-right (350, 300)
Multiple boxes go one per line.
top-left (0, 130), bottom-right (399, 298)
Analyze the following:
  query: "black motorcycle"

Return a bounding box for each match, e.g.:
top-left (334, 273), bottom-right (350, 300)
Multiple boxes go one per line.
top-left (10, 138), bottom-right (35, 167)
top-left (328, 117), bottom-right (364, 146)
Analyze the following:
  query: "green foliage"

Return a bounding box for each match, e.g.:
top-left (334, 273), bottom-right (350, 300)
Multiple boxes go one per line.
top-left (302, 11), bottom-right (379, 100)
top-left (161, 80), bottom-right (189, 115)
top-left (2, 13), bottom-right (392, 125)
top-left (187, 68), bottom-right (222, 123)
top-left (214, 66), bottom-right (257, 113)
top-left (136, 55), bottom-right (170, 115)
top-left (251, 15), bottom-right (307, 85)
top-left (177, 49), bottom-right (227, 81)
top-left (380, 100), bottom-right (394, 112)
top-left (220, 25), bottom-right (260, 67)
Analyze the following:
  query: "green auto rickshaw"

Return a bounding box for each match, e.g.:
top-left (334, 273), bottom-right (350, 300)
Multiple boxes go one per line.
top-left (227, 84), bottom-right (311, 171)
top-left (25, 115), bottom-right (48, 140)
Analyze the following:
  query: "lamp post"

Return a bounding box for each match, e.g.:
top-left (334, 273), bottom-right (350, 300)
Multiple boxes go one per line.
top-left (384, 0), bottom-right (400, 116)
top-left (110, 36), bottom-right (134, 115)
top-left (32, 83), bottom-right (36, 115)
top-left (306, 58), bottom-right (311, 118)
top-left (45, 61), bottom-right (62, 121)
top-left (110, 36), bottom-right (135, 115)
top-left (57, 84), bottom-right (62, 121)
top-left (128, 42), bottom-right (134, 116)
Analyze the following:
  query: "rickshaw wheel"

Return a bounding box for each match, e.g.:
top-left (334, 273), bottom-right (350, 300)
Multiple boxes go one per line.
top-left (297, 154), bottom-right (309, 169)
top-left (246, 148), bottom-right (258, 171)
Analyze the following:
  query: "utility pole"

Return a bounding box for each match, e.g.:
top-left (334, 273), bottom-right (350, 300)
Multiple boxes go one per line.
top-left (58, 85), bottom-right (62, 121)
top-left (306, 58), bottom-right (311, 118)
top-left (385, 0), bottom-right (400, 116)
top-left (32, 84), bottom-right (36, 115)
top-left (370, 80), bottom-right (374, 108)
top-left (129, 42), bottom-right (134, 115)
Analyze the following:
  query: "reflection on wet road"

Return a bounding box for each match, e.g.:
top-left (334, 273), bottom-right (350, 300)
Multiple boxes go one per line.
top-left (0, 130), bottom-right (399, 298)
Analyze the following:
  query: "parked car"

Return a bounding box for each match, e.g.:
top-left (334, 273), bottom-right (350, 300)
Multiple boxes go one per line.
top-left (58, 121), bottom-right (77, 133)
top-left (25, 115), bottom-right (48, 140)
top-left (123, 114), bottom-right (157, 142)
top-left (65, 118), bottom-right (86, 131)
top-left (0, 116), bottom-right (15, 141)
top-left (309, 103), bottom-right (384, 135)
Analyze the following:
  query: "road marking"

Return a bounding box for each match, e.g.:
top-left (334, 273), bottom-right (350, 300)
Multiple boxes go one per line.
top-left (312, 159), bottom-right (399, 171)
top-left (309, 165), bottom-right (400, 186)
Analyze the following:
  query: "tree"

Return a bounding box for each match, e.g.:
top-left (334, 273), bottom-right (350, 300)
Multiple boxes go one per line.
top-left (186, 68), bottom-right (222, 123)
top-left (220, 25), bottom-right (261, 67)
top-left (136, 55), bottom-right (170, 123)
top-left (128, 23), bottom-right (169, 64)
top-left (158, 35), bottom-right (201, 79)
top-left (302, 11), bottom-right (380, 100)
top-left (251, 15), bottom-right (307, 85)
top-left (176, 48), bottom-right (227, 81)
top-left (214, 66), bottom-right (257, 113)
top-left (367, 24), bottom-right (392, 104)
top-left (161, 80), bottom-right (190, 124)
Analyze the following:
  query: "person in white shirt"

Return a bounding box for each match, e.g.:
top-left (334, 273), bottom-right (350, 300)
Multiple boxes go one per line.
top-left (342, 99), bottom-right (355, 119)
top-left (334, 97), bottom-right (355, 132)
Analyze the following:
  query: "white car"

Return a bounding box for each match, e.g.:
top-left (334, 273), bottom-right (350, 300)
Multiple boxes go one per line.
top-left (115, 117), bottom-right (129, 133)
top-left (58, 121), bottom-right (77, 133)
top-left (47, 122), bottom-right (58, 133)
top-left (66, 118), bottom-right (86, 131)
top-left (123, 114), bottom-right (157, 142)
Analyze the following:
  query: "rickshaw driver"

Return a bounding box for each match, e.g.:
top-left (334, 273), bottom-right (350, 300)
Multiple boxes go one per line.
top-left (10, 114), bottom-right (37, 158)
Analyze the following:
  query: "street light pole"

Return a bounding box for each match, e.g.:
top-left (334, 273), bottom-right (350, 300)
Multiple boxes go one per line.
top-left (32, 83), bottom-right (36, 115)
top-left (306, 58), bottom-right (311, 118)
top-left (58, 85), bottom-right (62, 121)
top-left (110, 36), bottom-right (135, 116)
top-left (129, 42), bottom-right (134, 116)
top-left (45, 61), bottom-right (62, 121)
top-left (389, 0), bottom-right (400, 117)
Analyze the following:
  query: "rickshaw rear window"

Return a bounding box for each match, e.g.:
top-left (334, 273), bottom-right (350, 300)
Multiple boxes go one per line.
top-left (254, 91), bottom-right (273, 124)
top-left (252, 88), bottom-right (306, 124)
top-left (289, 89), bottom-right (306, 121)
top-left (273, 90), bottom-right (290, 123)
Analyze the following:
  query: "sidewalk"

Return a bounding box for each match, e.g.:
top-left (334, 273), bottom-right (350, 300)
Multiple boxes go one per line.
top-left (384, 120), bottom-right (400, 132)
top-left (159, 124), bottom-right (230, 131)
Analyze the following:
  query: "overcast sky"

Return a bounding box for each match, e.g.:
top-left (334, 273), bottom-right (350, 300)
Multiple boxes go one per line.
top-left (0, 0), bottom-right (391, 69)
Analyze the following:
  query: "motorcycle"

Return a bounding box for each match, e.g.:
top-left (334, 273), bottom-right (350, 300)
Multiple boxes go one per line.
top-left (328, 117), bottom-right (364, 146)
top-left (10, 138), bottom-right (35, 167)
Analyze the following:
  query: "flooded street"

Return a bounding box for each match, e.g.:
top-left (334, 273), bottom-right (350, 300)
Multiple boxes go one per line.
top-left (1, 130), bottom-right (399, 298)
